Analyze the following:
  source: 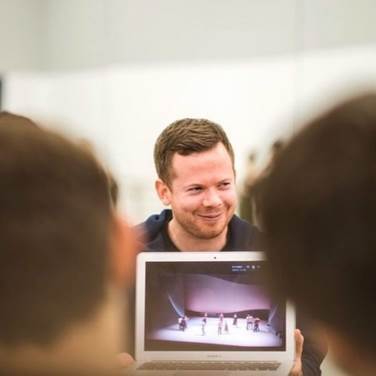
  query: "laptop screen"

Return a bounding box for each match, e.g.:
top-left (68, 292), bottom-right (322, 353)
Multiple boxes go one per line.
top-left (144, 260), bottom-right (286, 352)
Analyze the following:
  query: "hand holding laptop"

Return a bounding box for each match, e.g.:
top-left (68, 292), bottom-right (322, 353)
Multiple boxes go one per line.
top-left (118, 352), bottom-right (135, 368)
top-left (288, 329), bottom-right (304, 376)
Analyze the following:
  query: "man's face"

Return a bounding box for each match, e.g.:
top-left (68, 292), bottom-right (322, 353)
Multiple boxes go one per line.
top-left (159, 142), bottom-right (237, 240)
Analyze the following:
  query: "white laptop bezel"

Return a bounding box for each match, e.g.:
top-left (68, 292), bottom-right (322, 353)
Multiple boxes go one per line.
top-left (135, 251), bottom-right (295, 364)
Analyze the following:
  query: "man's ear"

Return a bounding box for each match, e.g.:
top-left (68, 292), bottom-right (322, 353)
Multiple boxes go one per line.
top-left (109, 214), bottom-right (140, 288)
top-left (155, 179), bottom-right (172, 206)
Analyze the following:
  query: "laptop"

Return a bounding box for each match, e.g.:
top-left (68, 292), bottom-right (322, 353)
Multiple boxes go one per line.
top-left (128, 251), bottom-right (295, 375)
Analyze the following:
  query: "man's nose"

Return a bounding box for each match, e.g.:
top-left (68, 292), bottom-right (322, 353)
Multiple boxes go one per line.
top-left (202, 189), bottom-right (222, 207)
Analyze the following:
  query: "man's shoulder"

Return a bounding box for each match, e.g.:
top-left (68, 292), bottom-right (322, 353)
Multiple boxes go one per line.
top-left (135, 209), bottom-right (172, 251)
top-left (227, 215), bottom-right (262, 251)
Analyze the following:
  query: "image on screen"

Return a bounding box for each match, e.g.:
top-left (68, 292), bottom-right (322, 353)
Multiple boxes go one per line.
top-left (144, 261), bottom-right (286, 351)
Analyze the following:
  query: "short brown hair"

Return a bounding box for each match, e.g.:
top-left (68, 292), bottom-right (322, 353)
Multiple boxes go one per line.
top-left (0, 112), bottom-right (112, 347)
top-left (154, 118), bottom-right (235, 184)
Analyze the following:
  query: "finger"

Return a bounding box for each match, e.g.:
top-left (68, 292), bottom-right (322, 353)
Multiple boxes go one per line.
top-left (117, 352), bottom-right (135, 368)
top-left (294, 328), bottom-right (304, 360)
top-left (289, 329), bottom-right (304, 376)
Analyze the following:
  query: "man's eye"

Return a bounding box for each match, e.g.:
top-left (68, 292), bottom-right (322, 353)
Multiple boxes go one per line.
top-left (189, 187), bottom-right (202, 192)
top-left (219, 182), bottom-right (231, 189)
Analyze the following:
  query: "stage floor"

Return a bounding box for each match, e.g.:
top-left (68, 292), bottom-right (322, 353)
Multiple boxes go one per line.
top-left (149, 317), bottom-right (282, 347)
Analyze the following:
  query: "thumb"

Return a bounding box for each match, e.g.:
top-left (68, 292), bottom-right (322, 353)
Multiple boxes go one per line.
top-left (295, 328), bottom-right (304, 359)
top-left (117, 352), bottom-right (135, 368)
top-left (289, 329), bottom-right (304, 376)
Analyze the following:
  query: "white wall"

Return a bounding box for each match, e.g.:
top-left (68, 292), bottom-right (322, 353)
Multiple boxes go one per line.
top-left (2, 0), bottom-right (376, 71)
top-left (3, 58), bottom-right (295, 221)
top-left (2, 1), bottom-right (376, 226)
top-left (5, 45), bottom-right (376, 226)
top-left (0, 0), bottom-right (45, 71)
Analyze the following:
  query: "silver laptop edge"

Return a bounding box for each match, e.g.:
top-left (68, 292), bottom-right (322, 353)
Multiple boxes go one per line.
top-left (134, 251), bottom-right (295, 374)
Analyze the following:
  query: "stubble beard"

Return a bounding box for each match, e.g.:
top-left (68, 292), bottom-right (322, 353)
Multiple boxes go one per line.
top-left (177, 209), bottom-right (233, 240)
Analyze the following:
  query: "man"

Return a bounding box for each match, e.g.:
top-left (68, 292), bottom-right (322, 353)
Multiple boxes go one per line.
top-left (141, 118), bottom-right (257, 252)
top-left (138, 118), bottom-right (326, 375)
top-left (258, 93), bottom-right (376, 376)
top-left (0, 112), bottom-right (136, 374)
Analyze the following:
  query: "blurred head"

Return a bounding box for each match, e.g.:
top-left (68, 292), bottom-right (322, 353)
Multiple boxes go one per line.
top-left (0, 111), bottom-right (39, 128)
top-left (0, 112), bottom-right (136, 372)
top-left (107, 173), bottom-right (119, 207)
top-left (76, 137), bottom-right (119, 208)
top-left (154, 119), bottom-right (236, 243)
top-left (259, 94), bottom-right (376, 374)
top-left (270, 139), bottom-right (284, 156)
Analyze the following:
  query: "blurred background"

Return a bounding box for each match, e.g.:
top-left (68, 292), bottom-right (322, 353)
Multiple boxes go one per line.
top-left (1, 2), bottom-right (375, 372)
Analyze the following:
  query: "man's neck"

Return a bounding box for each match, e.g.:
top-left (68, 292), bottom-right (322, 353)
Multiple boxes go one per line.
top-left (168, 219), bottom-right (228, 252)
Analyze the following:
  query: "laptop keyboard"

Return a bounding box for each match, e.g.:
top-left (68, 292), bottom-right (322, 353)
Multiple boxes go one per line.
top-left (138, 361), bottom-right (281, 371)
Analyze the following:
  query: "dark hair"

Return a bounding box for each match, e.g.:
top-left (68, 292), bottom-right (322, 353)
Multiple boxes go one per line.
top-left (76, 137), bottom-right (119, 207)
top-left (108, 173), bottom-right (119, 207)
top-left (154, 118), bottom-right (235, 185)
top-left (0, 113), bottom-right (112, 347)
top-left (259, 93), bottom-right (376, 356)
top-left (0, 111), bottom-right (39, 128)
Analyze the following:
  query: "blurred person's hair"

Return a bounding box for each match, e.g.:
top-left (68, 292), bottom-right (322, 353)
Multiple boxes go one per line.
top-left (76, 137), bottom-right (119, 207)
top-left (0, 112), bottom-right (112, 347)
top-left (264, 139), bottom-right (284, 174)
top-left (0, 111), bottom-right (39, 128)
top-left (259, 93), bottom-right (376, 361)
top-left (154, 118), bottom-right (235, 185)
top-left (108, 173), bottom-right (119, 207)
top-left (271, 139), bottom-right (284, 155)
